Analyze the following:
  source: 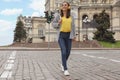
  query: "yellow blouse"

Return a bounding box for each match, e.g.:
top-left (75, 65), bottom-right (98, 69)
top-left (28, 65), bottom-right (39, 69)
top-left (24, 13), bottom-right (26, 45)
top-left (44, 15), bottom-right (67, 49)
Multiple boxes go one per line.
top-left (60, 17), bottom-right (72, 32)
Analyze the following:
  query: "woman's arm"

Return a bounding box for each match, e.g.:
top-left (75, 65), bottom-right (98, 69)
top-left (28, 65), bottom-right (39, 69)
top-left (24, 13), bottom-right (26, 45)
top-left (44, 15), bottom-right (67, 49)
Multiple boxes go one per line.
top-left (71, 14), bottom-right (76, 39)
top-left (52, 13), bottom-right (61, 30)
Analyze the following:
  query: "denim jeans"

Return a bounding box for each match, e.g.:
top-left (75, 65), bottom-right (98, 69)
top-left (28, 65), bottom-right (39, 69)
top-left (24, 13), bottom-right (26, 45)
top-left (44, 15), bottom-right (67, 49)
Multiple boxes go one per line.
top-left (58, 32), bottom-right (72, 70)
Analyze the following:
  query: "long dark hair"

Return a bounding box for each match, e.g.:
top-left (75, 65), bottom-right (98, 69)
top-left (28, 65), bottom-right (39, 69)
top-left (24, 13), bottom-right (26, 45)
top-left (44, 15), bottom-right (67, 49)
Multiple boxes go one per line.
top-left (60, 1), bottom-right (71, 18)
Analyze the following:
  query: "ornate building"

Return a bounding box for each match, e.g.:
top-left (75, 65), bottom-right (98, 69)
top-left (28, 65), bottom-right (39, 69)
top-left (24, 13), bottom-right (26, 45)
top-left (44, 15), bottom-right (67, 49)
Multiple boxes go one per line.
top-left (16, 0), bottom-right (120, 43)
top-left (17, 15), bottom-right (46, 43)
top-left (32, 17), bottom-right (46, 43)
top-left (45, 0), bottom-right (120, 41)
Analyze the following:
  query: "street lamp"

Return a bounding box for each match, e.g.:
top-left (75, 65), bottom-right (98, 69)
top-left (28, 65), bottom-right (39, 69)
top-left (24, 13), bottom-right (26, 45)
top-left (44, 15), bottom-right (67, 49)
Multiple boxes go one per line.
top-left (83, 16), bottom-right (90, 40)
top-left (78, 7), bottom-right (80, 42)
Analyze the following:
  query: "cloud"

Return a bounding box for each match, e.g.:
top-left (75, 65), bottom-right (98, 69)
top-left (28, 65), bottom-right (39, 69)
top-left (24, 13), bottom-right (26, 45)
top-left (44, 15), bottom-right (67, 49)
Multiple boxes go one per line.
top-left (0, 35), bottom-right (13, 46)
top-left (29, 0), bottom-right (45, 16)
top-left (0, 20), bottom-right (15, 46)
top-left (3, 0), bottom-right (21, 2)
top-left (0, 8), bottom-right (23, 16)
top-left (31, 12), bottom-right (40, 17)
top-left (0, 20), bottom-right (15, 32)
top-left (29, 0), bottom-right (45, 11)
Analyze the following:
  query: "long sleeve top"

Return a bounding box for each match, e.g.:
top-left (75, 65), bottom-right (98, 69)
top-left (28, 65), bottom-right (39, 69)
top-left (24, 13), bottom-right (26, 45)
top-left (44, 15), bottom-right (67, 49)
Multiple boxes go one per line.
top-left (52, 12), bottom-right (76, 41)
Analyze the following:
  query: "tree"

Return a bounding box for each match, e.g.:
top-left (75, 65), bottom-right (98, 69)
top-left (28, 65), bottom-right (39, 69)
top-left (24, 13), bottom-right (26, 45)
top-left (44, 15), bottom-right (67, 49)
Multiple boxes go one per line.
top-left (93, 10), bottom-right (115, 43)
top-left (14, 21), bottom-right (26, 42)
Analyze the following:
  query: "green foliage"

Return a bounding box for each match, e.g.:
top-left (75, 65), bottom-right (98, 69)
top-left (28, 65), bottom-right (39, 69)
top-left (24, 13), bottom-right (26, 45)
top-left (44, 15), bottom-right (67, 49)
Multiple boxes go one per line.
top-left (99, 41), bottom-right (120, 48)
top-left (14, 21), bottom-right (26, 42)
top-left (93, 10), bottom-right (115, 43)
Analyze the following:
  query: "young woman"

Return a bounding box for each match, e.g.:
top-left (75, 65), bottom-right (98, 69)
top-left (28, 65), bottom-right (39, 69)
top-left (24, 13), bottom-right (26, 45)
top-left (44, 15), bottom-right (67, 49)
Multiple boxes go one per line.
top-left (52, 1), bottom-right (76, 76)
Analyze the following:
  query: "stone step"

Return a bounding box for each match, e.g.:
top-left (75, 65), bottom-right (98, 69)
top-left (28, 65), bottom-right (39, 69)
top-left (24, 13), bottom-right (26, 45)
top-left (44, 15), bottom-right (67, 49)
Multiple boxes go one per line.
top-left (10, 40), bottom-right (102, 48)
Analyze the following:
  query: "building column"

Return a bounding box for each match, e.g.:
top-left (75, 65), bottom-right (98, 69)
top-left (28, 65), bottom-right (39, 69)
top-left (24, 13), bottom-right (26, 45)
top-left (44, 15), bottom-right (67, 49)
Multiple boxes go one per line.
top-left (112, 5), bottom-right (120, 40)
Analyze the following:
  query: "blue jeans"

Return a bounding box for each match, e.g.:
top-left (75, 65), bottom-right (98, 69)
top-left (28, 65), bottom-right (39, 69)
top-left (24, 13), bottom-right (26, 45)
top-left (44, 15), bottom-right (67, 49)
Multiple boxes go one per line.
top-left (58, 32), bottom-right (72, 70)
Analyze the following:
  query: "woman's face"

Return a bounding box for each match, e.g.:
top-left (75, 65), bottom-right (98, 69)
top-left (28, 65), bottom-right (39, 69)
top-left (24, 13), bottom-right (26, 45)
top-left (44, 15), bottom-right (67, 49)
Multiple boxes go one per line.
top-left (61, 2), bottom-right (69, 11)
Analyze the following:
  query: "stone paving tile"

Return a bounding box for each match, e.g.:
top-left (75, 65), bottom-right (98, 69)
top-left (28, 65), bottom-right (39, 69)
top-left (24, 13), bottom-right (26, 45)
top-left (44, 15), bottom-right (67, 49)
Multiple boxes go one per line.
top-left (0, 50), bottom-right (120, 80)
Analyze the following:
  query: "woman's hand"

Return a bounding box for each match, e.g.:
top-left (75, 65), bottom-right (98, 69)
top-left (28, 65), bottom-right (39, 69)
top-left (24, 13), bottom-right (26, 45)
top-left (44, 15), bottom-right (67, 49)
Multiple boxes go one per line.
top-left (58, 19), bottom-right (62, 24)
top-left (72, 37), bottom-right (76, 41)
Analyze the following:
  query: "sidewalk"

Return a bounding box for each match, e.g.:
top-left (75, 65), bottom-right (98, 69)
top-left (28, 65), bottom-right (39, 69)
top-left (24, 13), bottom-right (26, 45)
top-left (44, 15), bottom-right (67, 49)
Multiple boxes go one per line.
top-left (0, 47), bottom-right (120, 51)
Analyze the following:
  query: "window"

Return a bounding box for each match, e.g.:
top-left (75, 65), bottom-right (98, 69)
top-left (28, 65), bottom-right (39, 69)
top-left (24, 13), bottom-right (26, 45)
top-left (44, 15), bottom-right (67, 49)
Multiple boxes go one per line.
top-left (101, 0), bottom-right (107, 3)
top-left (38, 29), bottom-right (44, 37)
top-left (38, 26), bottom-right (45, 38)
top-left (80, 0), bottom-right (88, 3)
top-left (92, 0), bottom-right (98, 3)
top-left (82, 15), bottom-right (90, 28)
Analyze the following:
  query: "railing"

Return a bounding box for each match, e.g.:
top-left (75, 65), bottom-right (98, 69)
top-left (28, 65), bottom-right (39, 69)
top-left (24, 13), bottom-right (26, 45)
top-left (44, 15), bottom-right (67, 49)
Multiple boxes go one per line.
top-left (78, 3), bottom-right (112, 8)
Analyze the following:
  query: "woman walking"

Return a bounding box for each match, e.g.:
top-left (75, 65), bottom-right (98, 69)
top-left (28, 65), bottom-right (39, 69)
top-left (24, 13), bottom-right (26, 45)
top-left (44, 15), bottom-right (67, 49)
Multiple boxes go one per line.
top-left (52, 1), bottom-right (76, 76)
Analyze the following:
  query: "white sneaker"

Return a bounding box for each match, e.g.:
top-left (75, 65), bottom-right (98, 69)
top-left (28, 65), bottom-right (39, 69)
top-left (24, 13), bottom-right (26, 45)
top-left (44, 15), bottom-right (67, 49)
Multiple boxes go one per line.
top-left (61, 64), bottom-right (64, 72)
top-left (64, 70), bottom-right (70, 76)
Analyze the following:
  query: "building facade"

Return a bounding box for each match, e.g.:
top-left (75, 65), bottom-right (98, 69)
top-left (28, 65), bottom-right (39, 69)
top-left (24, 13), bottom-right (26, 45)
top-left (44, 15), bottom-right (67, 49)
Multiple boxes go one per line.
top-left (17, 15), bottom-right (47, 43)
top-left (45, 0), bottom-right (120, 41)
top-left (32, 17), bottom-right (46, 43)
top-left (16, 0), bottom-right (120, 43)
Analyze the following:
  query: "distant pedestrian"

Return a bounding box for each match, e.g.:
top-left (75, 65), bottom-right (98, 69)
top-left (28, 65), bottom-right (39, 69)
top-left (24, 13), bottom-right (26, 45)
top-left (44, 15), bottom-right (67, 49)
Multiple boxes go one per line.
top-left (52, 1), bottom-right (76, 76)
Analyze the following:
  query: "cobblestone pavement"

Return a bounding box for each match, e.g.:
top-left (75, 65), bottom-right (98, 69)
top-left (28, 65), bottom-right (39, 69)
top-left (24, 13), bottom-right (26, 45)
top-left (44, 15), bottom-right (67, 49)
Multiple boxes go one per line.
top-left (0, 50), bottom-right (120, 80)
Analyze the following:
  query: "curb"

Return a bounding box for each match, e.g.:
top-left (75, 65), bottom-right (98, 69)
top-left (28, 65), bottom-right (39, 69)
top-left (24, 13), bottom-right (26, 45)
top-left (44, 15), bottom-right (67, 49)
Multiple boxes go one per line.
top-left (0, 47), bottom-right (120, 51)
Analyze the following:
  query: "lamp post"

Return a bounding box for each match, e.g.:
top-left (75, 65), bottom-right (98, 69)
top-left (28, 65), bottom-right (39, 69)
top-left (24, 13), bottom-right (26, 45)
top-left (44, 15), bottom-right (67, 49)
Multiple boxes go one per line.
top-left (78, 7), bottom-right (80, 42)
top-left (48, 1), bottom-right (50, 50)
top-left (83, 17), bottom-right (90, 40)
top-left (110, 5), bottom-right (113, 32)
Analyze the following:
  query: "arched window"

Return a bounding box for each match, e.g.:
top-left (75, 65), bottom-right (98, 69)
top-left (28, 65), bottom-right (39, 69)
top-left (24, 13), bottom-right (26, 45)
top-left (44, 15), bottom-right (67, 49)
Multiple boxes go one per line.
top-left (80, 0), bottom-right (89, 3)
top-left (82, 15), bottom-right (88, 20)
top-left (101, 0), bottom-right (107, 3)
top-left (82, 15), bottom-right (90, 28)
top-left (93, 14), bottom-right (98, 19)
top-left (92, 0), bottom-right (98, 3)
top-left (38, 25), bottom-right (45, 39)
top-left (90, 14), bottom-right (99, 28)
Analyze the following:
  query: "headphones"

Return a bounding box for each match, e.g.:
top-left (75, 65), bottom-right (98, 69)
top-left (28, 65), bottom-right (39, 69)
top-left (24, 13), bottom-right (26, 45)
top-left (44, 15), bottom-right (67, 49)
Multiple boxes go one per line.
top-left (60, 6), bottom-right (71, 9)
top-left (68, 6), bottom-right (71, 9)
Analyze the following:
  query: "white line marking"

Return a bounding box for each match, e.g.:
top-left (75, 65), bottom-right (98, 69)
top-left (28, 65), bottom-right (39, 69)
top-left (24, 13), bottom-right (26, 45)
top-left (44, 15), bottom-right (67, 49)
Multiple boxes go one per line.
top-left (0, 51), bottom-right (17, 79)
top-left (12, 51), bottom-right (16, 54)
top-left (7, 60), bottom-right (14, 63)
top-left (9, 56), bottom-right (15, 60)
top-left (10, 51), bottom-right (16, 57)
top-left (89, 55), bottom-right (96, 58)
top-left (10, 55), bottom-right (15, 57)
top-left (109, 59), bottom-right (120, 63)
top-left (97, 57), bottom-right (107, 59)
top-left (82, 54), bottom-right (120, 63)
top-left (82, 54), bottom-right (89, 56)
top-left (8, 71), bottom-right (12, 78)
top-left (82, 54), bottom-right (96, 58)
top-left (4, 64), bottom-right (14, 70)
top-left (0, 71), bottom-right (9, 78)
top-left (0, 71), bottom-right (13, 79)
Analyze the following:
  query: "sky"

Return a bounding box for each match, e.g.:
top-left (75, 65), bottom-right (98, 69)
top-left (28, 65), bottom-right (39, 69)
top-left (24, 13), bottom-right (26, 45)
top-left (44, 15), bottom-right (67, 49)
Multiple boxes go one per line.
top-left (0, 0), bottom-right (45, 46)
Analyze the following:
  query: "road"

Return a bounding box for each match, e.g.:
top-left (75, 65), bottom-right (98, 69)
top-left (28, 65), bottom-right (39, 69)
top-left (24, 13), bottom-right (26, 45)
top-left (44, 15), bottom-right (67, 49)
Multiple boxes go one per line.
top-left (0, 50), bottom-right (120, 80)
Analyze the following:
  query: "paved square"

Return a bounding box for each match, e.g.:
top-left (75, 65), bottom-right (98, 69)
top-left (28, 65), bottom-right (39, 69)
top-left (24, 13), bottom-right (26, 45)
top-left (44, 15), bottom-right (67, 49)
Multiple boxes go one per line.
top-left (0, 50), bottom-right (120, 80)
